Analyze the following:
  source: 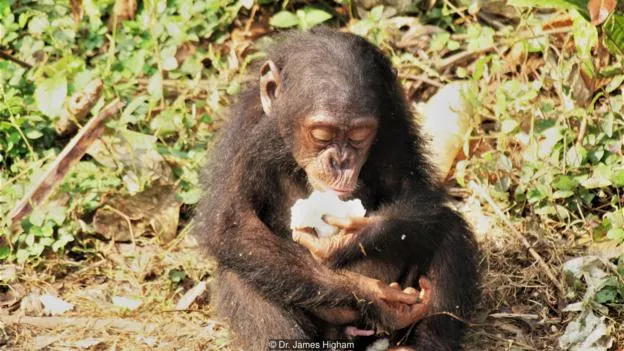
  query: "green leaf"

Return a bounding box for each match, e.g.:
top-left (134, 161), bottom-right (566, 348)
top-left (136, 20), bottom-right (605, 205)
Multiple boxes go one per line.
top-left (553, 190), bottom-right (574, 199)
top-left (566, 145), bottom-right (587, 168)
top-left (29, 207), bottom-right (46, 227)
top-left (607, 228), bottom-right (624, 242)
top-left (430, 32), bottom-right (450, 52)
top-left (147, 72), bottom-right (163, 101)
top-left (0, 0), bottom-right (9, 14)
top-left (52, 232), bottom-right (74, 252)
top-left (35, 76), bottom-right (67, 118)
top-left (302, 8), bottom-right (333, 28)
top-left (473, 56), bottom-right (490, 81)
top-left (554, 175), bottom-right (579, 190)
top-left (605, 75), bottom-right (624, 93)
top-left (0, 246), bottom-right (9, 260)
top-left (581, 163), bottom-right (613, 189)
top-left (604, 14), bottom-right (624, 56)
top-left (178, 188), bottom-right (201, 205)
top-left (612, 170), bottom-right (624, 186)
top-left (507, 0), bottom-right (586, 13)
top-left (48, 206), bottom-right (66, 225)
top-left (602, 112), bottom-right (615, 137)
top-left (370, 5), bottom-right (384, 20)
top-left (269, 11), bottom-right (299, 28)
top-left (168, 269), bottom-right (186, 283)
top-left (26, 130), bottom-right (43, 139)
top-left (501, 119), bottom-right (519, 134)
top-left (595, 287), bottom-right (618, 303)
top-left (571, 11), bottom-right (598, 59)
top-left (16, 249), bottom-right (29, 263)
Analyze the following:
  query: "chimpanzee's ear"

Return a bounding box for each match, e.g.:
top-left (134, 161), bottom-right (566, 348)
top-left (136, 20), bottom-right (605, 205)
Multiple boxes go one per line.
top-left (260, 60), bottom-right (281, 116)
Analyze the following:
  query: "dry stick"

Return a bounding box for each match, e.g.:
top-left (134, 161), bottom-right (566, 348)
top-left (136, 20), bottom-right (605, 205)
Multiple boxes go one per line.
top-left (468, 181), bottom-right (566, 294)
top-left (576, 115), bottom-right (588, 146)
top-left (436, 27), bottom-right (574, 71)
top-left (56, 79), bottom-right (104, 136)
top-left (0, 51), bottom-right (33, 69)
top-left (398, 73), bottom-right (443, 88)
top-left (0, 315), bottom-right (155, 333)
top-left (10, 99), bottom-right (125, 225)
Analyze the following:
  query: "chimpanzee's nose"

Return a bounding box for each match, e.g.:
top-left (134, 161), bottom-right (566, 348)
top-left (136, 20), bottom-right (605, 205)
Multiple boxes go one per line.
top-left (329, 152), bottom-right (349, 171)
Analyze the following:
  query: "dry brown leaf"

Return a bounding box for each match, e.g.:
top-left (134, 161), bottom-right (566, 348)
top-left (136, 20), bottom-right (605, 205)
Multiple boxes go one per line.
top-left (588, 0), bottom-right (617, 26)
top-left (108, 0), bottom-right (137, 29)
top-left (69, 0), bottom-right (83, 24)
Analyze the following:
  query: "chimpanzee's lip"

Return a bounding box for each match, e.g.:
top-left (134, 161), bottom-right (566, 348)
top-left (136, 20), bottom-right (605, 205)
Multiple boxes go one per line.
top-left (329, 188), bottom-right (354, 197)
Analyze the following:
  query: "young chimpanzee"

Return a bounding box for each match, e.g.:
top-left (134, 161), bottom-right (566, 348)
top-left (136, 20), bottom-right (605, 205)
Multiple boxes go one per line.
top-left (194, 28), bottom-right (479, 350)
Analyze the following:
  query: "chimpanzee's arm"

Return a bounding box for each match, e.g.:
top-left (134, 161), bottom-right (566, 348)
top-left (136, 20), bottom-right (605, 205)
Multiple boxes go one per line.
top-left (320, 189), bottom-right (480, 335)
top-left (201, 205), bottom-right (421, 317)
top-left (323, 192), bottom-right (463, 268)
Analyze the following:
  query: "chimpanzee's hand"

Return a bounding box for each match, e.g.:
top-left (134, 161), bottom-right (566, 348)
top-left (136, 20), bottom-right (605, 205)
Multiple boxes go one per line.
top-left (292, 228), bottom-right (355, 263)
top-left (367, 276), bottom-right (432, 330)
top-left (322, 215), bottom-right (380, 233)
top-left (292, 215), bottom-right (380, 263)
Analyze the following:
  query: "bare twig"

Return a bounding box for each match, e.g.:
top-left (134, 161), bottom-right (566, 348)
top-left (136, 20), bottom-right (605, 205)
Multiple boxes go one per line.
top-left (398, 73), bottom-right (443, 88)
top-left (56, 79), bottom-right (103, 135)
top-left (0, 315), bottom-right (155, 333)
top-left (489, 312), bottom-right (540, 320)
top-left (0, 51), bottom-right (33, 69)
top-left (468, 181), bottom-right (565, 294)
top-left (436, 46), bottom-right (498, 71)
top-left (576, 115), bottom-right (588, 146)
top-left (10, 99), bottom-right (124, 225)
top-left (436, 27), bottom-right (573, 71)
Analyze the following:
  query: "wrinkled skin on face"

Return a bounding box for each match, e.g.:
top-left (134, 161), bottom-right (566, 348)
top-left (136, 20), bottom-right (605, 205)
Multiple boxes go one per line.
top-left (259, 60), bottom-right (379, 199)
top-left (296, 114), bottom-right (377, 197)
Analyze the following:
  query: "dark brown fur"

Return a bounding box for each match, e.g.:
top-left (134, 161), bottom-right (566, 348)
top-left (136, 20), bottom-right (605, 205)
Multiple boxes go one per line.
top-left (194, 28), bottom-right (479, 350)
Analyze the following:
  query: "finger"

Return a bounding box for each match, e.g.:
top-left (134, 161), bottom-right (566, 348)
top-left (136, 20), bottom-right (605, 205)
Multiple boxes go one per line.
top-left (403, 287), bottom-right (418, 295)
top-left (389, 282), bottom-right (400, 289)
top-left (322, 215), bottom-right (352, 228)
top-left (380, 288), bottom-right (420, 305)
top-left (344, 326), bottom-right (375, 337)
top-left (292, 230), bottom-right (321, 254)
top-left (418, 276), bottom-right (433, 304)
top-left (406, 302), bottom-right (430, 321)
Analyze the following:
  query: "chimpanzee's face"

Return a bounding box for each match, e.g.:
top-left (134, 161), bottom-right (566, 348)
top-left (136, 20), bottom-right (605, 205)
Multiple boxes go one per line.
top-left (292, 113), bottom-right (377, 198)
top-left (258, 60), bottom-right (379, 198)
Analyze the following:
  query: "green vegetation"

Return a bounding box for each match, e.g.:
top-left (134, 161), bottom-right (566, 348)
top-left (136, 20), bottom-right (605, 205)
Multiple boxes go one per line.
top-left (0, 0), bottom-right (622, 349)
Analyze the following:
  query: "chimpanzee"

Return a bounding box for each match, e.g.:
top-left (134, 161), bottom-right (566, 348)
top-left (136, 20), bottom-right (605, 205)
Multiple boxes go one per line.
top-left (194, 27), bottom-right (479, 350)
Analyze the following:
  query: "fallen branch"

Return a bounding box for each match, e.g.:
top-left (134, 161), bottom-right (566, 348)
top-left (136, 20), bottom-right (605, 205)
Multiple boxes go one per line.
top-left (436, 27), bottom-right (573, 71)
top-left (398, 73), bottom-right (443, 88)
top-left (0, 315), bottom-right (155, 333)
top-left (10, 99), bottom-right (124, 225)
top-left (56, 79), bottom-right (104, 136)
top-left (468, 181), bottom-right (566, 294)
top-left (0, 51), bottom-right (33, 69)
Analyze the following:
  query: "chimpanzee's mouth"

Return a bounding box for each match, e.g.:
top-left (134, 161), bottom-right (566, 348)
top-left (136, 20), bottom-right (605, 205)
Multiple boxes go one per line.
top-left (329, 188), bottom-right (353, 198)
top-left (308, 176), bottom-right (355, 199)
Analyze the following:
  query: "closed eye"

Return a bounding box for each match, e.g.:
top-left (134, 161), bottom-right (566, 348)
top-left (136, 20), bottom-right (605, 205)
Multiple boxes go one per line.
top-left (310, 127), bottom-right (334, 143)
top-left (348, 128), bottom-right (373, 144)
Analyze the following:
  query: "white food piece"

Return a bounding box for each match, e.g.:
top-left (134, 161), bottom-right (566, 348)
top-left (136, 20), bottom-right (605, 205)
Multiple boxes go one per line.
top-left (290, 190), bottom-right (366, 237)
